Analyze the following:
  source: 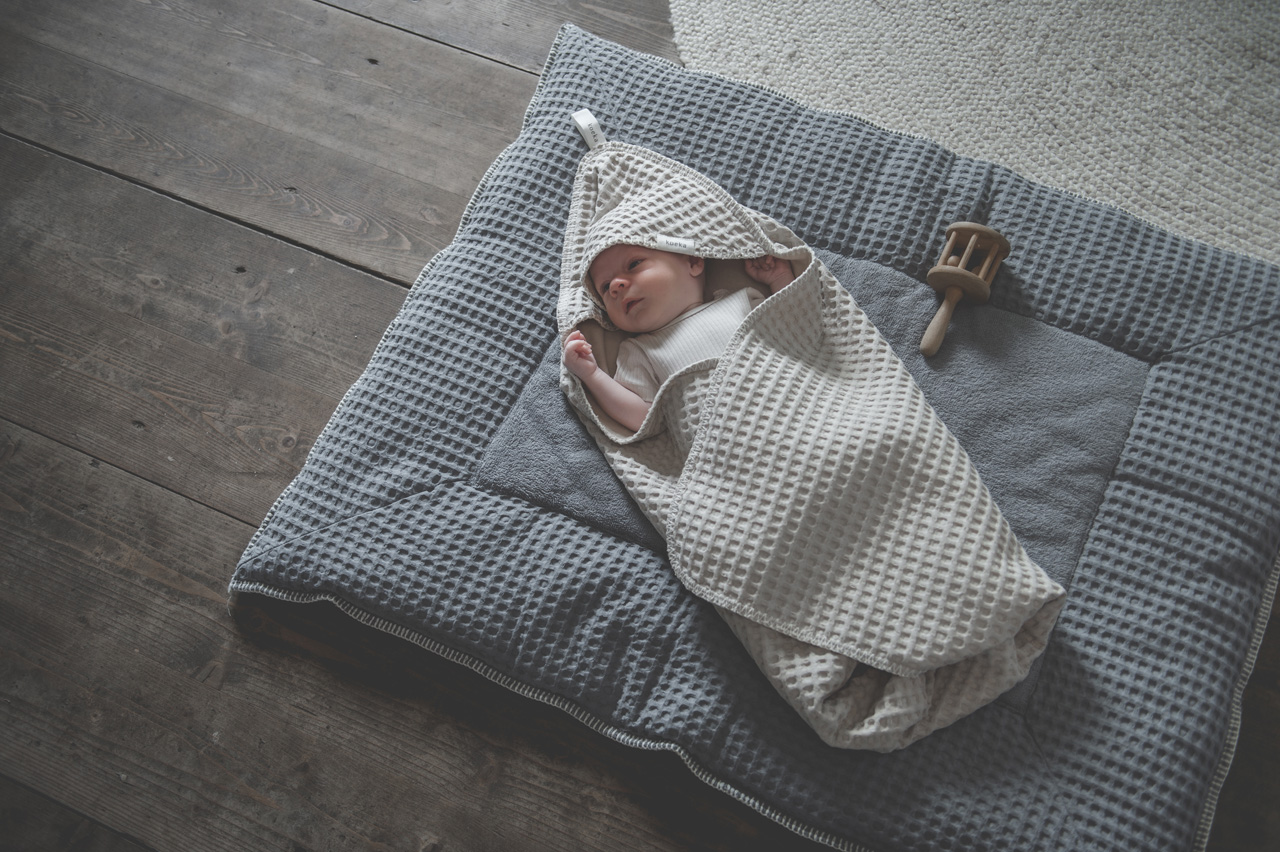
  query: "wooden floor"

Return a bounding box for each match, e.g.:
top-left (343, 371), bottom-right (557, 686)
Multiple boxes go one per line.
top-left (0, 1), bottom-right (1275, 849)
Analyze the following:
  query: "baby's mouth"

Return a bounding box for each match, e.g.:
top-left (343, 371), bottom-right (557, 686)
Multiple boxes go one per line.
top-left (624, 298), bottom-right (641, 314)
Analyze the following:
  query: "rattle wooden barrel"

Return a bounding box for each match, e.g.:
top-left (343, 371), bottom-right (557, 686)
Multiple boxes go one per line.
top-left (919, 222), bottom-right (1010, 357)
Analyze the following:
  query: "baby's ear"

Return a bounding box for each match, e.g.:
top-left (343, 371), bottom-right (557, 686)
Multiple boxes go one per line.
top-left (688, 255), bottom-right (706, 277)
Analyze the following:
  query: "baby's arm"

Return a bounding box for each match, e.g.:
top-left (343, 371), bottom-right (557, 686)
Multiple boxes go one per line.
top-left (563, 330), bottom-right (652, 433)
top-left (745, 255), bottom-right (797, 293)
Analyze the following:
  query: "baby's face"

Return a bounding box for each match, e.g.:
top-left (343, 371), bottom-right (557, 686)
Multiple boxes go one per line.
top-left (588, 244), bottom-right (706, 333)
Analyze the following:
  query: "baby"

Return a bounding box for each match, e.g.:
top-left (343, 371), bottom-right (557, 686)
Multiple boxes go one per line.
top-left (563, 244), bottom-right (795, 431)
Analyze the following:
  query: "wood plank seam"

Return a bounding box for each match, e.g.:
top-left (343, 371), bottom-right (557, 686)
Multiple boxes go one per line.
top-left (0, 126), bottom-right (414, 292)
top-left (0, 415), bottom-right (254, 554)
top-left (308, 0), bottom-right (537, 75)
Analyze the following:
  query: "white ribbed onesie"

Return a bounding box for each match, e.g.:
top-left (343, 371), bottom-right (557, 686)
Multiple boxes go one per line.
top-left (613, 288), bottom-right (764, 401)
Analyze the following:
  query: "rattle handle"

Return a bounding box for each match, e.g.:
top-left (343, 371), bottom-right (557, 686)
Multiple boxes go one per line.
top-left (920, 285), bottom-right (963, 357)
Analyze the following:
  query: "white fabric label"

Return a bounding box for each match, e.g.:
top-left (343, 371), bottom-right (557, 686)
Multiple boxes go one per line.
top-left (572, 109), bottom-right (607, 149)
top-left (654, 234), bottom-right (698, 253)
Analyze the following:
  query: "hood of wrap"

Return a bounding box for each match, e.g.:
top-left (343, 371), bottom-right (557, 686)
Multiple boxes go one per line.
top-left (557, 142), bottom-right (811, 334)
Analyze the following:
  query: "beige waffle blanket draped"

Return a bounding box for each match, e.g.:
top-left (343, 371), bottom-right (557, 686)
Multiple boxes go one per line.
top-left (557, 141), bottom-right (1066, 751)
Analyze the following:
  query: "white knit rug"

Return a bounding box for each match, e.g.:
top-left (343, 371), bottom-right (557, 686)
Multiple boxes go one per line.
top-left (669, 0), bottom-right (1280, 265)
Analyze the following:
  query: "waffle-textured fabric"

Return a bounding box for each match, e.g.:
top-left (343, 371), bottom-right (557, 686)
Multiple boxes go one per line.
top-left (229, 25), bottom-right (1280, 852)
top-left (557, 142), bottom-right (1066, 750)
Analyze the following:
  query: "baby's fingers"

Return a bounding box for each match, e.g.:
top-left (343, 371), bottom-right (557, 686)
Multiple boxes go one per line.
top-left (564, 336), bottom-right (596, 364)
top-left (563, 337), bottom-right (599, 379)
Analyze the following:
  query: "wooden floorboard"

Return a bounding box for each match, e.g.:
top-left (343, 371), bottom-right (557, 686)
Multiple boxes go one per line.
top-left (0, 0), bottom-right (1274, 849)
top-left (1, 0), bottom-right (537, 283)
top-left (0, 135), bottom-right (406, 399)
top-left (1, 775), bottom-right (154, 852)
top-left (321, 0), bottom-right (681, 73)
top-left (0, 136), bottom-right (399, 523)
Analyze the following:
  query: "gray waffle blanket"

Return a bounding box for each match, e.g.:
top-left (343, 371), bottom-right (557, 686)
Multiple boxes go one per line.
top-left (229, 24), bottom-right (1280, 852)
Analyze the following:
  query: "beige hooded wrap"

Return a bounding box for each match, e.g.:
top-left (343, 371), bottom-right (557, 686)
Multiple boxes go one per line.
top-left (557, 139), bottom-right (1066, 751)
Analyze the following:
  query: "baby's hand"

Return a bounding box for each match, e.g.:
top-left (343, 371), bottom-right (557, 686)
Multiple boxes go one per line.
top-left (745, 255), bottom-right (796, 293)
top-left (563, 330), bottom-right (599, 380)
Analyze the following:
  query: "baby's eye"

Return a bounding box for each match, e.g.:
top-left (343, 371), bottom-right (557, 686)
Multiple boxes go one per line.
top-left (628, 259), bottom-right (642, 270)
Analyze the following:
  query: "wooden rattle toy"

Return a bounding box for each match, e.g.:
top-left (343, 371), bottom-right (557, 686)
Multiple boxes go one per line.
top-left (919, 222), bottom-right (1011, 357)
